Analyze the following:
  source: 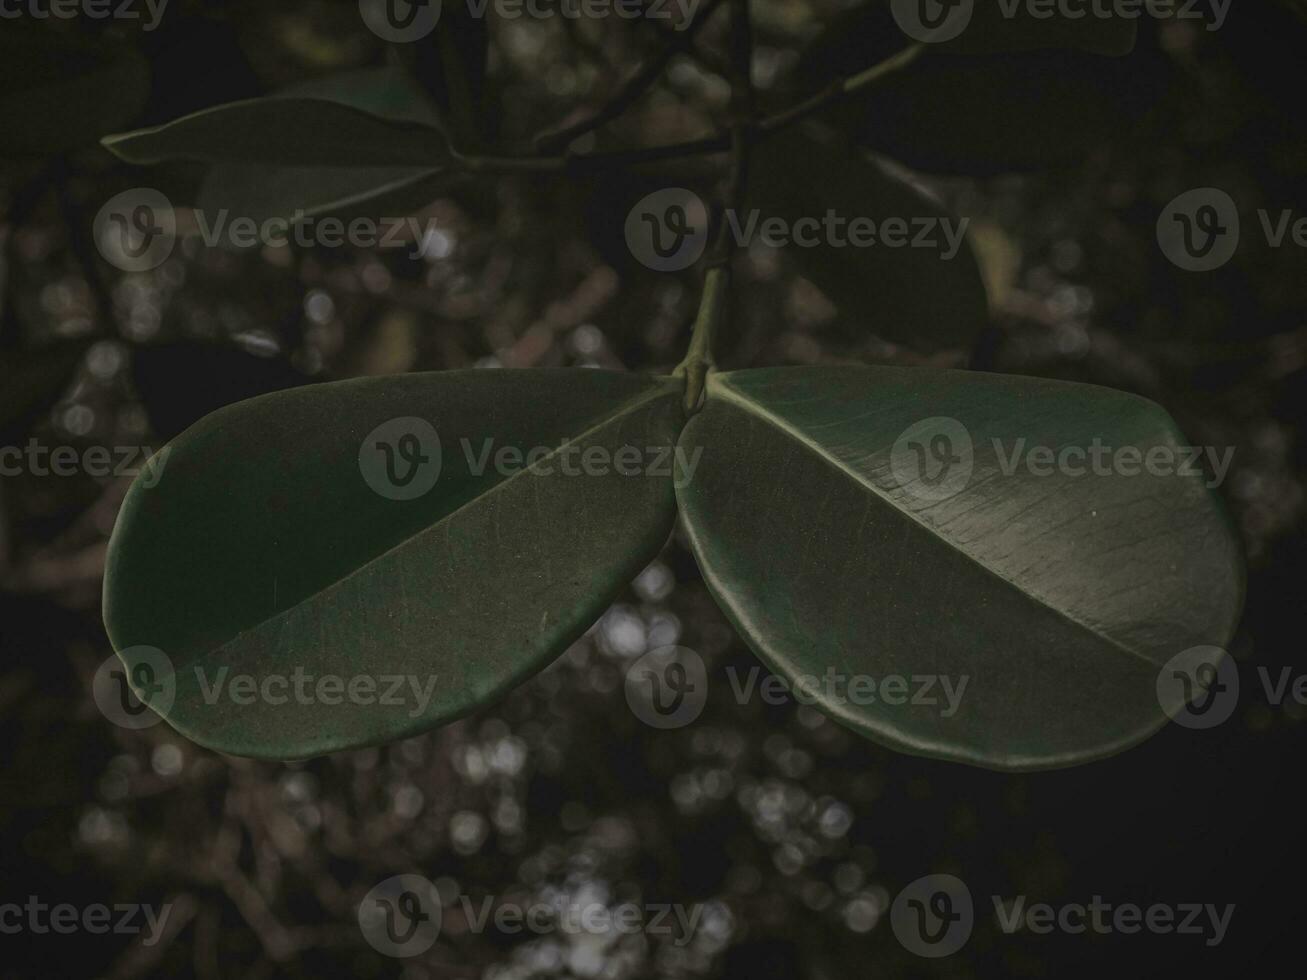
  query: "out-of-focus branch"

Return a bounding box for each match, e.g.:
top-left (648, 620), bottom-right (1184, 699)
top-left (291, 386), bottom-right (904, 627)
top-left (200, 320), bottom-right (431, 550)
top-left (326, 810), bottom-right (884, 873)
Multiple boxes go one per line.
top-left (533, 0), bottom-right (730, 152)
top-left (454, 43), bottom-right (924, 177)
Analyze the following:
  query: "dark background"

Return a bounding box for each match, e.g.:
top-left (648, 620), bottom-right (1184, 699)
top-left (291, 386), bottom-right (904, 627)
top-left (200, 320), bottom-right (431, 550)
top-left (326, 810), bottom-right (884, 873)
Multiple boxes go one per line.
top-left (2, 1), bottom-right (1305, 976)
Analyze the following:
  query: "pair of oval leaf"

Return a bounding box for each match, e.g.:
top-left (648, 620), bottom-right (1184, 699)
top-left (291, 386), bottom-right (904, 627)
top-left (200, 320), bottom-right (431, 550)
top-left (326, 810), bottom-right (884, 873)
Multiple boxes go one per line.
top-left (104, 366), bottom-right (1242, 769)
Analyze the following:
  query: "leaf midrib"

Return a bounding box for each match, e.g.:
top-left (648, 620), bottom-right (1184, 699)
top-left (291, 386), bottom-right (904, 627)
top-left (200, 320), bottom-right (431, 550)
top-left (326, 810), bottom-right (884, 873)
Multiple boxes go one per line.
top-left (708, 372), bottom-right (1161, 674)
top-left (193, 380), bottom-right (678, 667)
top-left (103, 97), bottom-right (449, 165)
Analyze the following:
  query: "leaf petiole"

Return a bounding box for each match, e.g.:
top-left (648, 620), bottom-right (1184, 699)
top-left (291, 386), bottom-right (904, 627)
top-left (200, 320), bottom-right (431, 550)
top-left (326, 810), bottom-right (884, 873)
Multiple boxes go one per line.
top-left (675, 265), bottom-right (728, 415)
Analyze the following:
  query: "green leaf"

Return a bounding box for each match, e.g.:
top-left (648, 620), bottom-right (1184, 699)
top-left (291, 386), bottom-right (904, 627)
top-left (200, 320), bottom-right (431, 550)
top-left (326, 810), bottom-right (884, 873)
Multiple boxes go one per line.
top-left (799, 6), bottom-right (1163, 174)
top-left (101, 97), bottom-right (448, 167)
top-left (195, 68), bottom-right (451, 228)
top-left (0, 29), bottom-right (149, 157)
top-left (676, 367), bottom-right (1243, 770)
top-left (103, 370), bottom-right (684, 759)
top-left (746, 127), bottom-right (988, 351)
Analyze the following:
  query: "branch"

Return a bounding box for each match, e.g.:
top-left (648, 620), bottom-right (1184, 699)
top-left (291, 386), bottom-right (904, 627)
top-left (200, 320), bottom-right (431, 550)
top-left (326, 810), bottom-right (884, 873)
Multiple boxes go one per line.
top-left (711, 0), bottom-right (753, 264)
top-left (454, 43), bottom-right (924, 178)
top-left (533, 0), bottom-right (729, 152)
top-left (676, 0), bottom-right (753, 416)
top-left (674, 265), bottom-right (727, 413)
top-left (446, 41), bottom-right (920, 185)
top-left (758, 42), bottom-right (923, 137)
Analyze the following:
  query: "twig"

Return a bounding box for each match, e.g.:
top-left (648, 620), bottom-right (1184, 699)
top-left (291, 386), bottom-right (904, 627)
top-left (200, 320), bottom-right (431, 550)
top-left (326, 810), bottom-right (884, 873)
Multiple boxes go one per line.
top-left (758, 42), bottom-right (923, 136)
top-left (712, 0), bottom-right (754, 265)
top-left (534, 0), bottom-right (729, 152)
top-left (674, 264), bottom-right (727, 413)
top-left (453, 43), bottom-right (923, 177)
top-left (675, 0), bottom-right (754, 416)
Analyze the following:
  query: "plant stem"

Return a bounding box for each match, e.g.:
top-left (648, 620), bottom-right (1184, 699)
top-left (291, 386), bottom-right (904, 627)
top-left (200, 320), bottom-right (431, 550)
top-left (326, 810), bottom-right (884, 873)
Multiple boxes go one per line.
top-left (674, 264), bottom-right (728, 414)
top-left (673, 0), bottom-right (753, 417)
top-left (758, 43), bottom-right (923, 137)
top-left (711, 0), bottom-right (752, 264)
top-left (453, 31), bottom-right (923, 416)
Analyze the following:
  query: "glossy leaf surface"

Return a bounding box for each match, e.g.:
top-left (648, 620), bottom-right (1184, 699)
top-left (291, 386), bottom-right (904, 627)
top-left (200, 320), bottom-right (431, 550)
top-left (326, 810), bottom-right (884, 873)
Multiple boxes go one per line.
top-left (105, 370), bottom-right (683, 758)
top-left (677, 367), bottom-right (1243, 769)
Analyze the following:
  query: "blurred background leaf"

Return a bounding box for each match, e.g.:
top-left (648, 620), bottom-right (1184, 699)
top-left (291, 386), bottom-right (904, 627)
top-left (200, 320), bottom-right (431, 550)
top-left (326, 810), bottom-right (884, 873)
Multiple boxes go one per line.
top-left (796, 3), bottom-right (1168, 175)
top-left (746, 125), bottom-right (989, 350)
